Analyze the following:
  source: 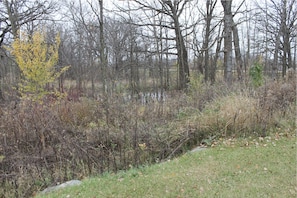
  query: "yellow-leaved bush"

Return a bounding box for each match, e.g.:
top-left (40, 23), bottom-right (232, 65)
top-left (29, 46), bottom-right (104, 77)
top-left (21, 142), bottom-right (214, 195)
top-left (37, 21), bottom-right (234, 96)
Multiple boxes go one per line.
top-left (9, 31), bottom-right (69, 101)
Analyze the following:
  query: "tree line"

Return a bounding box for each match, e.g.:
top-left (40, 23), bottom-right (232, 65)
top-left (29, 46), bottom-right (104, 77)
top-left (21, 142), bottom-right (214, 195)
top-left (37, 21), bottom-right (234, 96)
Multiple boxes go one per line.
top-left (0, 0), bottom-right (296, 101)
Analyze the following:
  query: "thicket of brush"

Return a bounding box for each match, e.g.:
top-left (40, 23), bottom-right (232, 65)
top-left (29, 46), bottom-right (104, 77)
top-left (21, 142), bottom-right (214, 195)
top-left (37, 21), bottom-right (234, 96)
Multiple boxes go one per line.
top-left (0, 76), bottom-right (295, 197)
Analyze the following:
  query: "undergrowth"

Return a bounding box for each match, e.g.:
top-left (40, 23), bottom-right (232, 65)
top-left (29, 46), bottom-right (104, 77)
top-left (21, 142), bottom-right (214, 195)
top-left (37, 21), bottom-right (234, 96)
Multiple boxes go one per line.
top-left (0, 77), bottom-right (295, 197)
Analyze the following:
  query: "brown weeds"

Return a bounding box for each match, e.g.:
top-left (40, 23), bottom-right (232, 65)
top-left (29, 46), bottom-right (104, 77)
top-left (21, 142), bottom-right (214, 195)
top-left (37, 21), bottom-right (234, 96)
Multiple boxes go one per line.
top-left (0, 78), bottom-right (295, 197)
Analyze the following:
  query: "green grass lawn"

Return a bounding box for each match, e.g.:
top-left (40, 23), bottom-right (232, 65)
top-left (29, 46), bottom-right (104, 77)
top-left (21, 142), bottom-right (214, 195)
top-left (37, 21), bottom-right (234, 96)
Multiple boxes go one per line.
top-left (37, 135), bottom-right (297, 198)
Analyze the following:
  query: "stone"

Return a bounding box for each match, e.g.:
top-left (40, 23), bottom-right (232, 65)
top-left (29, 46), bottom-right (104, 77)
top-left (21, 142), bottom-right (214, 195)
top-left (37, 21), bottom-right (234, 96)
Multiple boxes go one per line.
top-left (41, 180), bottom-right (82, 194)
top-left (191, 146), bottom-right (207, 153)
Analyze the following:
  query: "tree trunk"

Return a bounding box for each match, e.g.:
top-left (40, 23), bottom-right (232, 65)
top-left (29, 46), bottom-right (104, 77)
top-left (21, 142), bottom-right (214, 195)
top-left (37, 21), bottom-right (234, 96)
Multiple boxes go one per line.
top-left (173, 16), bottom-right (189, 90)
top-left (211, 31), bottom-right (223, 84)
top-left (293, 38), bottom-right (297, 70)
top-left (165, 29), bottom-right (170, 89)
top-left (273, 31), bottom-right (281, 79)
top-left (99, 0), bottom-right (107, 93)
top-left (197, 53), bottom-right (204, 75)
top-left (4, 0), bottom-right (19, 39)
top-left (204, 0), bottom-right (217, 82)
top-left (0, 78), bottom-right (4, 101)
top-left (221, 0), bottom-right (233, 85)
top-left (0, 52), bottom-right (4, 102)
top-left (232, 20), bottom-right (243, 81)
top-left (204, 18), bottom-right (210, 82)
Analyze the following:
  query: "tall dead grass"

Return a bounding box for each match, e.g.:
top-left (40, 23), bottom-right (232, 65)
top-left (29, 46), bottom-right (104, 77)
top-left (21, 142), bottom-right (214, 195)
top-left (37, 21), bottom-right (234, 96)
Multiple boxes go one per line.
top-left (198, 93), bottom-right (259, 137)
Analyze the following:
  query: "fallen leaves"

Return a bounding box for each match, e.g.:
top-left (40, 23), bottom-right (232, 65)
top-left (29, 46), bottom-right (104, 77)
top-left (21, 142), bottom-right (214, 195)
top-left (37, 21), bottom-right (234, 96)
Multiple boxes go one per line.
top-left (212, 134), bottom-right (289, 150)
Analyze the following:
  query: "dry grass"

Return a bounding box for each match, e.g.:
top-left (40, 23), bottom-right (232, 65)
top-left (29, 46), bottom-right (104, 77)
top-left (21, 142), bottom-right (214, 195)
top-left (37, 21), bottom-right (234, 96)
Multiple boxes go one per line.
top-left (198, 93), bottom-right (259, 136)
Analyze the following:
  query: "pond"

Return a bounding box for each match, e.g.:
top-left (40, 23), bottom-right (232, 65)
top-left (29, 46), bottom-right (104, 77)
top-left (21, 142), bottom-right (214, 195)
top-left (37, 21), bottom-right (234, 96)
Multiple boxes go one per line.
top-left (123, 91), bottom-right (167, 105)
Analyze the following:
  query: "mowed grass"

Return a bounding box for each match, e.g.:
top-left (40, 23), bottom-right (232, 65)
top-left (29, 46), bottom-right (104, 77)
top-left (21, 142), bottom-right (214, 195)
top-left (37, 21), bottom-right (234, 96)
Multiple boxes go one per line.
top-left (37, 135), bottom-right (297, 198)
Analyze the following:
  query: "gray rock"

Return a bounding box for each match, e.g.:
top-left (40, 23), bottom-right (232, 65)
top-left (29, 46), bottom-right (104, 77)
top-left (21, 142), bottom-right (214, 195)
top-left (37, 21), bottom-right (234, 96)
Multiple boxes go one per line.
top-left (191, 146), bottom-right (207, 153)
top-left (41, 180), bottom-right (82, 194)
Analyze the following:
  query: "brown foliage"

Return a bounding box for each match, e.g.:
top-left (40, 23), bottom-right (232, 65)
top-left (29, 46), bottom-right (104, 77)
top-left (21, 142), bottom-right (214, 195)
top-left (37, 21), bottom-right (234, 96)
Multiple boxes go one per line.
top-left (259, 77), bottom-right (296, 115)
top-left (0, 97), bottom-right (173, 197)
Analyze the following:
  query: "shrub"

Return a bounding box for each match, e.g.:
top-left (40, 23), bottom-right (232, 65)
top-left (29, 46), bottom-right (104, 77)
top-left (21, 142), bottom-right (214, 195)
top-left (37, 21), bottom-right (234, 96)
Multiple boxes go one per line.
top-left (249, 61), bottom-right (264, 87)
top-left (8, 30), bottom-right (69, 101)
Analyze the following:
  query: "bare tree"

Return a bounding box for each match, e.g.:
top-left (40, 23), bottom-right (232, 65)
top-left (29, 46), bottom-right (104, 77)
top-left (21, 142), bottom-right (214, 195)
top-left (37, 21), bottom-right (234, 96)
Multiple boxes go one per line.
top-left (232, 16), bottom-right (243, 81)
top-left (97, 0), bottom-right (107, 93)
top-left (0, 0), bottom-right (57, 45)
top-left (196, 0), bottom-right (219, 82)
top-left (211, 22), bottom-right (223, 84)
top-left (65, 0), bottom-right (108, 96)
top-left (117, 0), bottom-right (191, 90)
top-left (221, 0), bottom-right (245, 84)
top-left (256, 0), bottom-right (297, 78)
top-left (293, 35), bottom-right (297, 71)
top-left (232, 1), bottom-right (247, 81)
top-left (105, 19), bottom-right (130, 77)
top-left (127, 20), bottom-right (140, 95)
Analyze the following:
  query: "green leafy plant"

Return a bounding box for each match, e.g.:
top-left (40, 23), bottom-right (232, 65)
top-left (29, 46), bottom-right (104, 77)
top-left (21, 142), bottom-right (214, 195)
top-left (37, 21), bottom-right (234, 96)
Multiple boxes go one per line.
top-left (187, 73), bottom-right (204, 94)
top-left (249, 62), bottom-right (263, 87)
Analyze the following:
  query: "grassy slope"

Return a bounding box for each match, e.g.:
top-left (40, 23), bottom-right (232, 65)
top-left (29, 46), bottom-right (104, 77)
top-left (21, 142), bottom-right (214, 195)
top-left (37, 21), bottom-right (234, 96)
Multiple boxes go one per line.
top-left (38, 135), bottom-right (297, 198)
